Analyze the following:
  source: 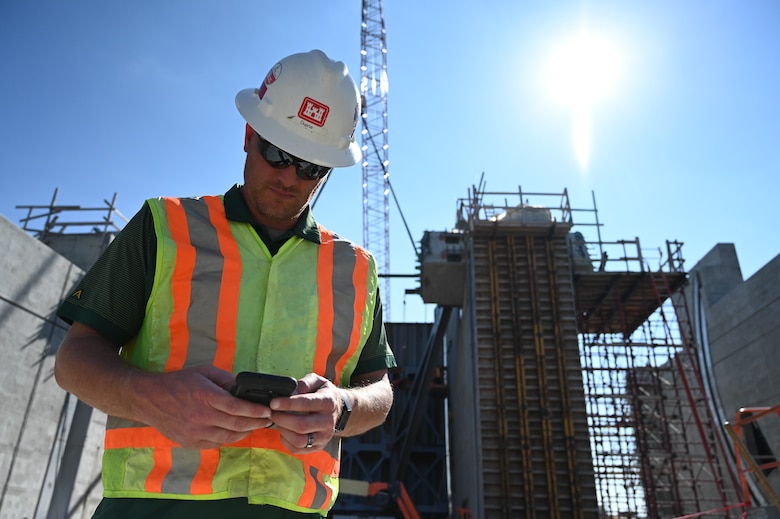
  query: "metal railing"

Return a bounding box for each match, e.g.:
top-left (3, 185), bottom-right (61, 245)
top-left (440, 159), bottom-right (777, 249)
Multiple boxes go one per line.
top-left (16, 188), bottom-right (127, 240)
top-left (724, 405), bottom-right (780, 512)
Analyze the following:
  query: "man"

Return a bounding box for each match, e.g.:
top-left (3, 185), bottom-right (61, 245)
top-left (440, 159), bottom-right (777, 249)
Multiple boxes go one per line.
top-left (54, 49), bottom-right (396, 519)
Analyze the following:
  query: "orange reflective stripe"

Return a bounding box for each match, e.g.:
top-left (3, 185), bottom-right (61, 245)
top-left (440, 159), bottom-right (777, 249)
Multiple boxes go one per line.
top-left (163, 198), bottom-right (194, 372)
top-left (314, 229), bottom-right (335, 376)
top-left (226, 428), bottom-right (283, 449)
top-left (203, 196), bottom-right (241, 371)
top-left (297, 462), bottom-right (334, 509)
top-left (334, 246), bottom-right (370, 384)
top-left (146, 447), bottom-right (172, 493)
top-left (105, 426), bottom-right (295, 452)
top-left (190, 449), bottom-right (220, 494)
top-left (298, 462), bottom-right (318, 508)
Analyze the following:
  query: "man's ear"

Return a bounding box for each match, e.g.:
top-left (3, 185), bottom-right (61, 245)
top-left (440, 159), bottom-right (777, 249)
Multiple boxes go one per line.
top-left (243, 123), bottom-right (254, 152)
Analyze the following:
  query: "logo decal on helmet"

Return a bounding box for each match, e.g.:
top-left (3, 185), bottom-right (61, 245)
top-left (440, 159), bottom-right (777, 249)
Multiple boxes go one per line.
top-left (258, 63), bottom-right (282, 101)
top-left (298, 97), bottom-right (330, 127)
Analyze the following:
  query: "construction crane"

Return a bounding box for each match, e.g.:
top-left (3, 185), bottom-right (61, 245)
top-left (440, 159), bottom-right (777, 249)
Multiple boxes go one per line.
top-left (360, 0), bottom-right (391, 317)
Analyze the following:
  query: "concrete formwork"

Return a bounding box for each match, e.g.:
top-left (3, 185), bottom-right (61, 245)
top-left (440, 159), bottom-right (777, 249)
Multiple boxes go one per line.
top-left (443, 195), bottom-right (600, 519)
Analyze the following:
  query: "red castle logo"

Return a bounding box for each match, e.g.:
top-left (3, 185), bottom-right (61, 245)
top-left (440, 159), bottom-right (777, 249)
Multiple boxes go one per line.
top-left (298, 97), bottom-right (329, 127)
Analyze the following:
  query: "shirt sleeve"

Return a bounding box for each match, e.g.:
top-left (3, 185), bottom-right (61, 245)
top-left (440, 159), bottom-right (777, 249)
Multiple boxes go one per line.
top-left (351, 289), bottom-right (397, 378)
top-left (56, 203), bottom-right (155, 345)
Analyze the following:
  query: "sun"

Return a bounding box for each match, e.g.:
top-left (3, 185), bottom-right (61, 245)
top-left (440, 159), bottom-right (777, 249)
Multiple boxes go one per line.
top-left (545, 30), bottom-right (621, 170)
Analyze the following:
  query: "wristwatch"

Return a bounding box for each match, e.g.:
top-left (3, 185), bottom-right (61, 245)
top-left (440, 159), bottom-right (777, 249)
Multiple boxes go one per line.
top-left (334, 390), bottom-right (352, 433)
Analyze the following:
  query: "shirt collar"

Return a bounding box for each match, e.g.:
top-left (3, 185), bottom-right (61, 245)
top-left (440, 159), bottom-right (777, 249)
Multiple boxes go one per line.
top-left (223, 184), bottom-right (321, 244)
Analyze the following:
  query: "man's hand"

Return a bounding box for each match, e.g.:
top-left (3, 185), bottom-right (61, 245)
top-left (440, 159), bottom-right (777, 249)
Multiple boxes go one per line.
top-left (54, 322), bottom-right (273, 449)
top-left (268, 373), bottom-right (341, 453)
top-left (269, 371), bottom-right (392, 453)
top-left (131, 365), bottom-right (274, 449)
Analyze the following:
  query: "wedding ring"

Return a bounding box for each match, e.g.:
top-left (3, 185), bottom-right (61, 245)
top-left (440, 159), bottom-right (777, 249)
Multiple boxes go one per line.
top-left (305, 432), bottom-right (314, 449)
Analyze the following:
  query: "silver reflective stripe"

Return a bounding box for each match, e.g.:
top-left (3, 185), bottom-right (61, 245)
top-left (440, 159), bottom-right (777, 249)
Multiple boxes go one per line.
top-left (322, 435), bottom-right (340, 460)
top-left (180, 198), bottom-right (223, 367)
top-left (323, 239), bottom-right (358, 381)
top-left (307, 464), bottom-right (329, 510)
top-left (162, 449), bottom-right (203, 494)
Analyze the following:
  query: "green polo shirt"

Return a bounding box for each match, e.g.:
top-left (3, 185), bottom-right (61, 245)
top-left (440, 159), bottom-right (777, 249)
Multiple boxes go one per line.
top-left (57, 184), bottom-right (395, 377)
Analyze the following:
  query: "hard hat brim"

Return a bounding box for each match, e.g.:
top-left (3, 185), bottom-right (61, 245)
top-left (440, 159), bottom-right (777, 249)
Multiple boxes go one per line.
top-left (236, 88), bottom-right (361, 168)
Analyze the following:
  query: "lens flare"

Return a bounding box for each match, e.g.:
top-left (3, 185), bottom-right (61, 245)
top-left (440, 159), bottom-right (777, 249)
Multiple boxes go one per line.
top-left (546, 30), bottom-right (620, 170)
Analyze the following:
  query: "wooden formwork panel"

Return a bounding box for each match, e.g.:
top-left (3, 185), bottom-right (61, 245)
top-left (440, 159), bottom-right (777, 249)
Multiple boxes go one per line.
top-left (466, 229), bottom-right (599, 519)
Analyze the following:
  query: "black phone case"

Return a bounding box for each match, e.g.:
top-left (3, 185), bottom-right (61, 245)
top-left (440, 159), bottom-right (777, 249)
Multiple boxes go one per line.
top-left (230, 372), bottom-right (297, 406)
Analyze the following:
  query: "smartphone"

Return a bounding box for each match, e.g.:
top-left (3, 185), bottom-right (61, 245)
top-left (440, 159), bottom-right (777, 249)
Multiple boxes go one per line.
top-left (230, 372), bottom-right (298, 406)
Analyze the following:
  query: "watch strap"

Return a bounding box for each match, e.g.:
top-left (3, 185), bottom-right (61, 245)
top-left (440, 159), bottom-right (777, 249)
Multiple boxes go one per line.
top-left (334, 389), bottom-right (352, 433)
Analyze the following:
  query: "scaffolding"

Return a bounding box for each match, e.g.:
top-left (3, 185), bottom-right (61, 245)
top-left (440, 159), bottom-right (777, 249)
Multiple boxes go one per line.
top-left (447, 181), bottom-right (743, 518)
top-left (575, 239), bottom-right (741, 517)
top-left (15, 188), bottom-right (126, 240)
top-left (725, 405), bottom-right (780, 512)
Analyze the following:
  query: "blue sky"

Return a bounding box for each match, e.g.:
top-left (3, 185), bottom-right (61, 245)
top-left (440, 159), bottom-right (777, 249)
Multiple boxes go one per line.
top-left (1, 1), bottom-right (778, 323)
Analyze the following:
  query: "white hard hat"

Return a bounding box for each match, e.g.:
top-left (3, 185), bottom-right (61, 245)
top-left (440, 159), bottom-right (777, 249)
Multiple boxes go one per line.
top-left (235, 49), bottom-right (362, 168)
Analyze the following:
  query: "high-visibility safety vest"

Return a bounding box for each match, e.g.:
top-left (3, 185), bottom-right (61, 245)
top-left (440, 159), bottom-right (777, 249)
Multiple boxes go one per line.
top-left (101, 195), bottom-right (378, 515)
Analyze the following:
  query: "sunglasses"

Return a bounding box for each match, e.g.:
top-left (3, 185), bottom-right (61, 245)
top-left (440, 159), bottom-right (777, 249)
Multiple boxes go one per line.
top-left (255, 133), bottom-right (332, 181)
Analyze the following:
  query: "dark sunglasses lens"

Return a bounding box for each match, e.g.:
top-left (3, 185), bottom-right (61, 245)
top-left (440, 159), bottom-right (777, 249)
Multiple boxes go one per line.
top-left (257, 133), bottom-right (331, 180)
top-left (297, 163), bottom-right (331, 180)
top-left (263, 143), bottom-right (293, 167)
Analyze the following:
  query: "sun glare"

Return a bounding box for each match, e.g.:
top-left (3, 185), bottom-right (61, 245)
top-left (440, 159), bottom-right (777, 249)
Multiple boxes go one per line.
top-left (545, 31), bottom-right (620, 170)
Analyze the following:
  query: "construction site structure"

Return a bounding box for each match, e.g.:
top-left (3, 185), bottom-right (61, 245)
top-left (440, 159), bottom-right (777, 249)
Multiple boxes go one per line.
top-left (335, 182), bottom-right (780, 519)
top-left (1, 191), bottom-right (120, 519)
top-left (335, 321), bottom-right (451, 518)
top-left (16, 188), bottom-right (126, 271)
top-left (421, 183), bottom-right (743, 518)
top-left (726, 405), bottom-right (780, 512)
top-left (417, 182), bottom-right (780, 519)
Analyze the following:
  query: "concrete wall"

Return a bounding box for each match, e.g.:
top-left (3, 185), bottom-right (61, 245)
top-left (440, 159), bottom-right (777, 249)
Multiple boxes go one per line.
top-left (42, 234), bottom-right (114, 273)
top-left (689, 243), bottom-right (780, 503)
top-left (447, 256), bottom-right (482, 516)
top-left (0, 214), bottom-right (105, 519)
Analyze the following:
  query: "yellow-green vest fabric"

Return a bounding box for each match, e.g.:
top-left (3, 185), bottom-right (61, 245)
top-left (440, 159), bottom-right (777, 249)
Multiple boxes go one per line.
top-left (101, 195), bottom-right (378, 515)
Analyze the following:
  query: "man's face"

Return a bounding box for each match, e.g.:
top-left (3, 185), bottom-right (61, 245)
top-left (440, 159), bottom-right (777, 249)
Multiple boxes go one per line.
top-left (241, 125), bottom-right (327, 230)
